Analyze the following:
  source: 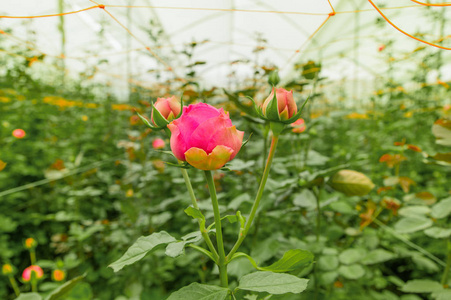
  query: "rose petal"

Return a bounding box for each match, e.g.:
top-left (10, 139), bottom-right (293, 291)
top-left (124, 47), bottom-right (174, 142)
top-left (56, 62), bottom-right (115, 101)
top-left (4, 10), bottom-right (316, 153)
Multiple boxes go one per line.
top-left (207, 126), bottom-right (244, 160)
top-left (185, 145), bottom-right (233, 170)
top-left (188, 112), bottom-right (232, 151)
top-left (168, 123), bottom-right (187, 160)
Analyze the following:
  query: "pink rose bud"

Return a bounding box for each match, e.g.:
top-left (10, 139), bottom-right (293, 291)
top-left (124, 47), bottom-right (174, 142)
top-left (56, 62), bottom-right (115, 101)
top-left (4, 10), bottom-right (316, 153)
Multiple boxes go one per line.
top-left (152, 138), bottom-right (165, 149)
top-left (151, 96), bottom-right (181, 127)
top-left (168, 103), bottom-right (244, 170)
top-left (12, 129), bottom-right (26, 139)
top-left (22, 265), bottom-right (44, 282)
top-left (262, 88), bottom-right (297, 121)
top-left (291, 118), bottom-right (306, 133)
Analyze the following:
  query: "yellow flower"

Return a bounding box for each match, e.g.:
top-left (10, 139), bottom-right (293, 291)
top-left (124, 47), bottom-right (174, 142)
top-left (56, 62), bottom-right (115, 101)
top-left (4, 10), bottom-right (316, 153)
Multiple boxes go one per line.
top-left (82, 115), bottom-right (89, 122)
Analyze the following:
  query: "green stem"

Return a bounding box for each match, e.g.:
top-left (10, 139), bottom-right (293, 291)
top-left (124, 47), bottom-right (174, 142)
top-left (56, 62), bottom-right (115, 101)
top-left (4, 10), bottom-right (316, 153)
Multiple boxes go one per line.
top-left (30, 250), bottom-right (36, 265)
top-left (180, 166), bottom-right (219, 261)
top-left (314, 187), bottom-right (321, 242)
top-left (227, 135), bottom-right (279, 260)
top-left (31, 273), bottom-right (37, 293)
top-left (8, 276), bottom-right (20, 296)
top-left (204, 171), bottom-right (228, 288)
top-left (441, 240), bottom-right (451, 286)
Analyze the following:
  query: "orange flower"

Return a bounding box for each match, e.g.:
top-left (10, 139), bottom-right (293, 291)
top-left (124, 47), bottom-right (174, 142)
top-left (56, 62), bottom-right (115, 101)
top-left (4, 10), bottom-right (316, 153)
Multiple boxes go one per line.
top-left (25, 238), bottom-right (37, 249)
top-left (52, 269), bottom-right (66, 282)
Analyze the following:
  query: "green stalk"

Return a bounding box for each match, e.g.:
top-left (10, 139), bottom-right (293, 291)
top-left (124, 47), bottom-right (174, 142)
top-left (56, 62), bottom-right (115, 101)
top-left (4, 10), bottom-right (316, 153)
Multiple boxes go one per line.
top-left (313, 187), bottom-right (321, 242)
top-left (30, 250), bottom-right (36, 265)
top-left (441, 239), bottom-right (451, 286)
top-left (227, 135), bottom-right (279, 260)
top-left (204, 171), bottom-right (228, 288)
top-left (8, 276), bottom-right (20, 296)
top-left (164, 127), bottom-right (219, 261)
top-left (180, 166), bottom-right (219, 261)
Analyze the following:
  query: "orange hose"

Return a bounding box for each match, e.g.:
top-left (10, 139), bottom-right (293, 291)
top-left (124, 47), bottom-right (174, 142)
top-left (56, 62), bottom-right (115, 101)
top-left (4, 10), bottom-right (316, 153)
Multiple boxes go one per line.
top-left (410, 0), bottom-right (451, 6)
top-left (368, 0), bottom-right (451, 50)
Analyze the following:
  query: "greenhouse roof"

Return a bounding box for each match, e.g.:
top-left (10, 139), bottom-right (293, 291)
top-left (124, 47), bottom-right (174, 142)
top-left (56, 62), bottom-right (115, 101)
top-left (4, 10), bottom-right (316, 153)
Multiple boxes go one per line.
top-left (1, 0), bottom-right (450, 97)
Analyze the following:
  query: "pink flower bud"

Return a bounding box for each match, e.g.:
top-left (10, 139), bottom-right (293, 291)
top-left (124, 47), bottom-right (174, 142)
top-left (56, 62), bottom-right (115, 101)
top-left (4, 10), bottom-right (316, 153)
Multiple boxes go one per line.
top-left (22, 265), bottom-right (44, 282)
top-left (151, 96), bottom-right (181, 126)
top-left (262, 88), bottom-right (297, 120)
top-left (168, 103), bottom-right (244, 170)
top-left (152, 138), bottom-right (165, 150)
top-left (291, 118), bottom-right (306, 133)
top-left (12, 129), bottom-right (26, 139)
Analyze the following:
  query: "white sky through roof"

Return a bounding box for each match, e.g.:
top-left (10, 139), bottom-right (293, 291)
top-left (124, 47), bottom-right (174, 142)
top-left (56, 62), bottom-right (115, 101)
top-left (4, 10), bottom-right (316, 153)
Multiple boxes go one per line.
top-left (0, 0), bottom-right (450, 99)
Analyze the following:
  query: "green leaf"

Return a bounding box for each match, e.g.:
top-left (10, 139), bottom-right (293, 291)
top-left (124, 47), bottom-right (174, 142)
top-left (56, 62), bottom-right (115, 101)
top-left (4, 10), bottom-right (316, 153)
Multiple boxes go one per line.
top-left (394, 216), bottom-right (433, 234)
top-left (223, 89), bottom-right (258, 117)
top-left (293, 189), bottom-right (316, 210)
top-left (184, 206), bottom-right (206, 228)
top-left (45, 274), bottom-right (86, 300)
top-left (165, 231), bottom-right (203, 258)
top-left (317, 255), bottom-right (339, 271)
top-left (401, 280), bottom-right (443, 293)
top-left (167, 282), bottom-right (229, 300)
top-left (265, 89), bottom-right (281, 121)
top-left (424, 227), bottom-right (451, 239)
top-left (16, 293), bottom-right (42, 300)
top-left (261, 249), bottom-right (314, 272)
top-left (151, 101), bottom-right (170, 128)
top-left (328, 170), bottom-right (375, 196)
top-left (338, 248), bottom-right (365, 265)
top-left (432, 119), bottom-right (451, 147)
top-left (136, 112), bottom-right (157, 129)
top-left (431, 197), bottom-right (451, 219)
top-left (338, 264), bottom-right (366, 280)
top-left (109, 231), bottom-right (176, 272)
top-left (231, 249), bottom-right (313, 273)
top-left (398, 206), bottom-right (431, 217)
top-left (361, 249), bottom-right (395, 265)
top-left (237, 271), bottom-right (309, 295)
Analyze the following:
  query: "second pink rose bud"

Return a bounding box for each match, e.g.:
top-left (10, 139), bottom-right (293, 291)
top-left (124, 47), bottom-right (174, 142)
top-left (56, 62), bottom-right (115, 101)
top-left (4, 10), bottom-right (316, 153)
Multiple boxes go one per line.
top-left (151, 96), bottom-right (181, 127)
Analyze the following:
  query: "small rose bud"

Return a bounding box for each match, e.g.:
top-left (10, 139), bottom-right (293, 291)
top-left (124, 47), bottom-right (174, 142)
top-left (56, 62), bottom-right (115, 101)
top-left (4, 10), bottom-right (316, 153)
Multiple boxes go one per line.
top-left (12, 129), bottom-right (26, 139)
top-left (168, 103), bottom-right (244, 170)
top-left (291, 118), bottom-right (306, 133)
top-left (52, 269), bottom-right (66, 282)
top-left (22, 265), bottom-right (44, 282)
top-left (24, 238), bottom-right (37, 249)
top-left (151, 96), bottom-right (181, 127)
top-left (152, 138), bottom-right (165, 150)
top-left (2, 264), bottom-right (13, 275)
top-left (262, 88), bottom-right (297, 121)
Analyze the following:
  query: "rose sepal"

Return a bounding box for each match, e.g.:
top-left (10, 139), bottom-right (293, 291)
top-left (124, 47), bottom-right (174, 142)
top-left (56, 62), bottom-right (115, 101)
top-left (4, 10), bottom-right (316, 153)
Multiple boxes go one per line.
top-left (137, 97), bottom-right (184, 130)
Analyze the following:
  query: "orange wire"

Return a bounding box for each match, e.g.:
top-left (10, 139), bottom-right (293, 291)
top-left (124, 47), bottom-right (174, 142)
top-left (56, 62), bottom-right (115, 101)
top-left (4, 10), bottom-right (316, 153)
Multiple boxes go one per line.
top-left (410, 0), bottom-right (451, 6)
top-left (368, 0), bottom-right (451, 50)
top-left (105, 5), bottom-right (329, 16)
top-left (327, 0), bottom-right (336, 14)
top-left (282, 15), bottom-right (332, 71)
top-left (100, 7), bottom-right (177, 74)
top-left (0, 6), bottom-right (99, 19)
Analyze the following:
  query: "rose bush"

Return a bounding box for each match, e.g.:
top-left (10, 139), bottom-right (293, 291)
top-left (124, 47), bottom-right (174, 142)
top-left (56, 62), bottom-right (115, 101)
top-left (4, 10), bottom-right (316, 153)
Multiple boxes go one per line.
top-left (168, 103), bottom-right (244, 170)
